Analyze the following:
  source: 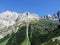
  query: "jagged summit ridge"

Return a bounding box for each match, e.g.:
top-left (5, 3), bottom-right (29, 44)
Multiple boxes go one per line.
top-left (0, 10), bottom-right (39, 28)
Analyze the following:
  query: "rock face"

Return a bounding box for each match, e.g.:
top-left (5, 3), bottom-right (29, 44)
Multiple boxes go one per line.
top-left (0, 11), bottom-right (39, 39)
top-left (41, 10), bottom-right (60, 22)
top-left (16, 12), bottom-right (39, 23)
top-left (0, 11), bottom-right (39, 28)
top-left (0, 11), bottom-right (19, 28)
top-left (57, 10), bottom-right (60, 18)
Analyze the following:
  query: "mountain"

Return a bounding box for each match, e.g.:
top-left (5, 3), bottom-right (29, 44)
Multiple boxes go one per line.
top-left (0, 10), bottom-right (39, 28)
top-left (6, 19), bottom-right (59, 45)
top-left (41, 10), bottom-right (60, 22)
top-left (0, 10), bottom-right (60, 30)
top-left (16, 12), bottom-right (39, 23)
top-left (0, 10), bottom-right (59, 45)
top-left (0, 11), bottom-right (19, 28)
top-left (0, 11), bottom-right (39, 39)
top-left (57, 10), bottom-right (60, 18)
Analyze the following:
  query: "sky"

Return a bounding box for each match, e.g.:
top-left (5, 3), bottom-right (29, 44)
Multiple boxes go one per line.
top-left (0, 0), bottom-right (60, 16)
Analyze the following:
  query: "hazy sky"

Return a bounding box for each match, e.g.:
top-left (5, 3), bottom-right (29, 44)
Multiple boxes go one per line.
top-left (0, 0), bottom-right (60, 16)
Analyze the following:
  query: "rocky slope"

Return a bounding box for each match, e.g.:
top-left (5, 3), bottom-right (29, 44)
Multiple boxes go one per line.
top-left (0, 11), bottom-right (39, 28)
top-left (0, 11), bottom-right (39, 39)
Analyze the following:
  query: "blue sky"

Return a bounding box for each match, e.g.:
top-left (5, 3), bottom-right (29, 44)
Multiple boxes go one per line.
top-left (0, 0), bottom-right (60, 16)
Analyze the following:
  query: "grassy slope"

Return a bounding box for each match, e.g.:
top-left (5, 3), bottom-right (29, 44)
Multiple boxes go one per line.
top-left (0, 19), bottom-right (60, 45)
top-left (0, 39), bottom-right (9, 45)
top-left (0, 34), bottom-right (10, 45)
top-left (41, 25), bottom-right (60, 45)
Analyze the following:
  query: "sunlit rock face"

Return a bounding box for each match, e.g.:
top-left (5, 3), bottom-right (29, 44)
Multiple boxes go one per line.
top-left (0, 10), bottom-right (19, 21)
top-left (16, 12), bottom-right (39, 23)
top-left (0, 11), bottom-right (39, 28)
top-left (0, 11), bottom-right (39, 39)
top-left (0, 11), bottom-right (19, 28)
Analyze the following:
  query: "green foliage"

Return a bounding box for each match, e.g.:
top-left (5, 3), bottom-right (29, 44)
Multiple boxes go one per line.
top-left (0, 34), bottom-right (10, 45)
top-left (21, 38), bottom-right (31, 45)
top-left (0, 19), bottom-right (60, 45)
top-left (6, 26), bottom-right (26, 45)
